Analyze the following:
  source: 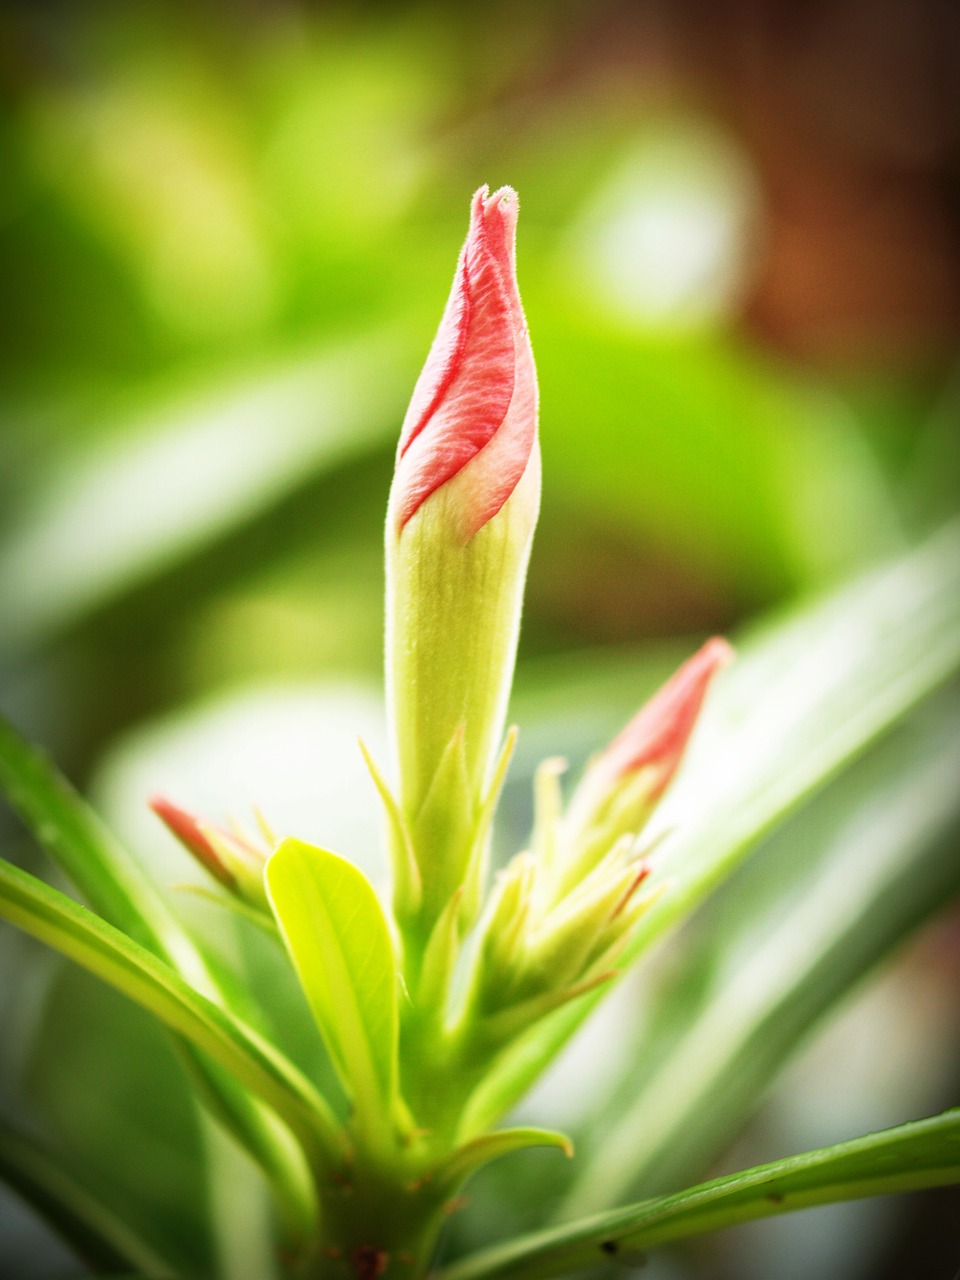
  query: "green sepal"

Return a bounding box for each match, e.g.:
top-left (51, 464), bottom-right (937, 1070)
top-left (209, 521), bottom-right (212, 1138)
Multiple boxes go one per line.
top-left (409, 725), bottom-right (474, 928)
top-left (530, 757), bottom-right (567, 886)
top-left (476, 969), bottom-right (617, 1052)
top-left (460, 727), bottom-right (518, 928)
top-left (477, 855), bottom-right (536, 987)
top-left (519, 861), bottom-right (643, 993)
top-left (416, 887), bottom-right (464, 1019)
top-left (359, 738), bottom-right (422, 920)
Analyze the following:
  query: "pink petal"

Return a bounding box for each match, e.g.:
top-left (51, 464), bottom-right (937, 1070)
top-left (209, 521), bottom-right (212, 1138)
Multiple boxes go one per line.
top-left (603, 637), bottom-right (734, 794)
top-left (149, 794), bottom-right (236, 889)
top-left (394, 185), bottom-right (537, 536)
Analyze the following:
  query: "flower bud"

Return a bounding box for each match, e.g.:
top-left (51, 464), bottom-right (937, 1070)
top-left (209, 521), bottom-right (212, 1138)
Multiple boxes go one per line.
top-left (150, 795), bottom-right (272, 913)
top-left (384, 186), bottom-right (540, 941)
top-left (556, 638), bottom-right (733, 895)
top-left (462, 838), bottom-right (662, 1045)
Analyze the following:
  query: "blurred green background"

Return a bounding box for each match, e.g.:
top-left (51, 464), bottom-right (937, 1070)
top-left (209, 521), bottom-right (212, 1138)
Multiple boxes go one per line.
top-left (1, 2), bottom-right (959, 1278)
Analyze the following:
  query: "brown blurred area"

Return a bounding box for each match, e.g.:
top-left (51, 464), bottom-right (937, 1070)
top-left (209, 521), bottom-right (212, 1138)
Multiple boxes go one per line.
top-left (533, 0), bottom-right (960, 371)
top-left (702, 0), bottom-right (960, 372)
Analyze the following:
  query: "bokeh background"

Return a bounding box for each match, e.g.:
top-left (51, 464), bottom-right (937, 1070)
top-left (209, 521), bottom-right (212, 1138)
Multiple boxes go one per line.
top-left (1, 2), bottom-right (959, 1278)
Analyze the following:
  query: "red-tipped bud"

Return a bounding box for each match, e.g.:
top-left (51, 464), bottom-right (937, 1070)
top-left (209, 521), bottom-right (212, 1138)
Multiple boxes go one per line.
top-left (385, 186), bottom-right (541, 940)
top-left (150, 795), bottom-right (236, 890)
top-left (391, 184), bottom-right (537, 540)
top-left (150, 795), bottom-right (272, 910)
top-left (599, 637), bottom-right (734, 799)
top-left (555, 638), bottom-right (733, 894)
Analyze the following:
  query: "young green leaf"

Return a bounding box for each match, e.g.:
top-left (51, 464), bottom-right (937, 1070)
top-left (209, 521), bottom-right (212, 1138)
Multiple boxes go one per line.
top-left (439, 1108), bottom-right (960, 1280)
top-left (265, 838), bottom-right (400, 1145)
top-left (0, 858), bottom-right (344, 1174)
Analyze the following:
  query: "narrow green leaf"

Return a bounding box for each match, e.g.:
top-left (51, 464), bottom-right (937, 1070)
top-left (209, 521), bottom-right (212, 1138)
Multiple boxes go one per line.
top-left (0, 712), bottom-right (320, 1234)
top-left (439, 1108), bottom-right (960, 1280)
top-left (265, 838), bottom-right (399, 1143)
top-left (466, 520), bottom-right (960, 1131)
top-left (0, 858), bottom-right (344, 1173)
top-left (0, 1118), bottom-right (175, 1277)
top-left (0, 714), bottom-right (207, 985)
top-left (434, 1128), bottom-right (573, 1195)
top-left (174, 1050), bottom-right (317, 1245)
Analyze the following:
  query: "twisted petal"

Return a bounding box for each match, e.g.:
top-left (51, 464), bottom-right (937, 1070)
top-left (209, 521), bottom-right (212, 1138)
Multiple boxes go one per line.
top-left (394, 185), bottom-right (537, 538)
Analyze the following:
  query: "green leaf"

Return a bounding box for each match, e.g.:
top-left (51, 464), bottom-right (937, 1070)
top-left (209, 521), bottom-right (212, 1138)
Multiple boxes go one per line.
top-left (560, 697), bottom-right (960, 1213)
top-left (465, 520), bottom-right (960, 1132)
top-left (0, 712), bottom-right (319, 1236)
top-left (433, 1128), bottom-right (573, 1196)
top-left (0, 858), bottom-right (344, 1173)
top-left (0, 1117), bottom-right (175, 1277)
top-left (265, 838), bottom-right (399, 1146)
top-left (438, 1108), bottom-right (960, 1280)
top-left (0, 714), bottom-right (206, 979)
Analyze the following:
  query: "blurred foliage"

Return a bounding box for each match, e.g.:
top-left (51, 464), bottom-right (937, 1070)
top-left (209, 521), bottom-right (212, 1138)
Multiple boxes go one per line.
top-left (1, 1), bottom-right (958, 1277)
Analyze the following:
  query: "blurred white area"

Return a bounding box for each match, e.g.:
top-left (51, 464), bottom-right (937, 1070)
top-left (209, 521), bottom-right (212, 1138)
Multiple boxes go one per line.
top-left (92, 680), bottom-right (390, 894)
top-left (565, 120), bottom-right (761, 330)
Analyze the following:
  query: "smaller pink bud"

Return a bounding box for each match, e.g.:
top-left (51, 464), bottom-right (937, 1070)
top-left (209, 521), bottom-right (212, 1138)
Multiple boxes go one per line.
top-left (150, 795), bottom-right (236, 890)
top-left (600, 637), bottom-right (734, 799)
top-left (149, 797), bottom-right (273, 913)
top-left (553, 639), bottom-right (732, 900)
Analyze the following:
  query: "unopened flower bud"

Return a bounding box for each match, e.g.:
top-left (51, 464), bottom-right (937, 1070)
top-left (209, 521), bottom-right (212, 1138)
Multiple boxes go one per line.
top-left (385, 185), bottom-right (540, 942)
top-left (557, 638), bottom-right (733, 894)
top-left (150, 795), bottom-right (272, 913)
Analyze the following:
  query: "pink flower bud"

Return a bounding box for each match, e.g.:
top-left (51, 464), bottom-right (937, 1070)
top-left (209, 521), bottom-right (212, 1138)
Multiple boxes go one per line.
top-left (600, 637), bottom-right (734, 798)
top-left (149, 796), bottom-right (272, 910)
top-left (391, 185), bottom-right (537, 540)
top-left (554, 640), bottom-right (731, 899)
top-left (150, 795), bottom-right (236, 889)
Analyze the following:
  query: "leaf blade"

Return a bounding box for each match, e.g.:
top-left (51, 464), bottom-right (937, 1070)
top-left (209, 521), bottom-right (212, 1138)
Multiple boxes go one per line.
top-left (0, 858), bottom-right (344, 1172)
top-left (0, 712), bottom-right (320, 1234)
top-left (439, 1109), bottom-right (960, 1280)
top-left (265, 838), bottom-right (399, 1141)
